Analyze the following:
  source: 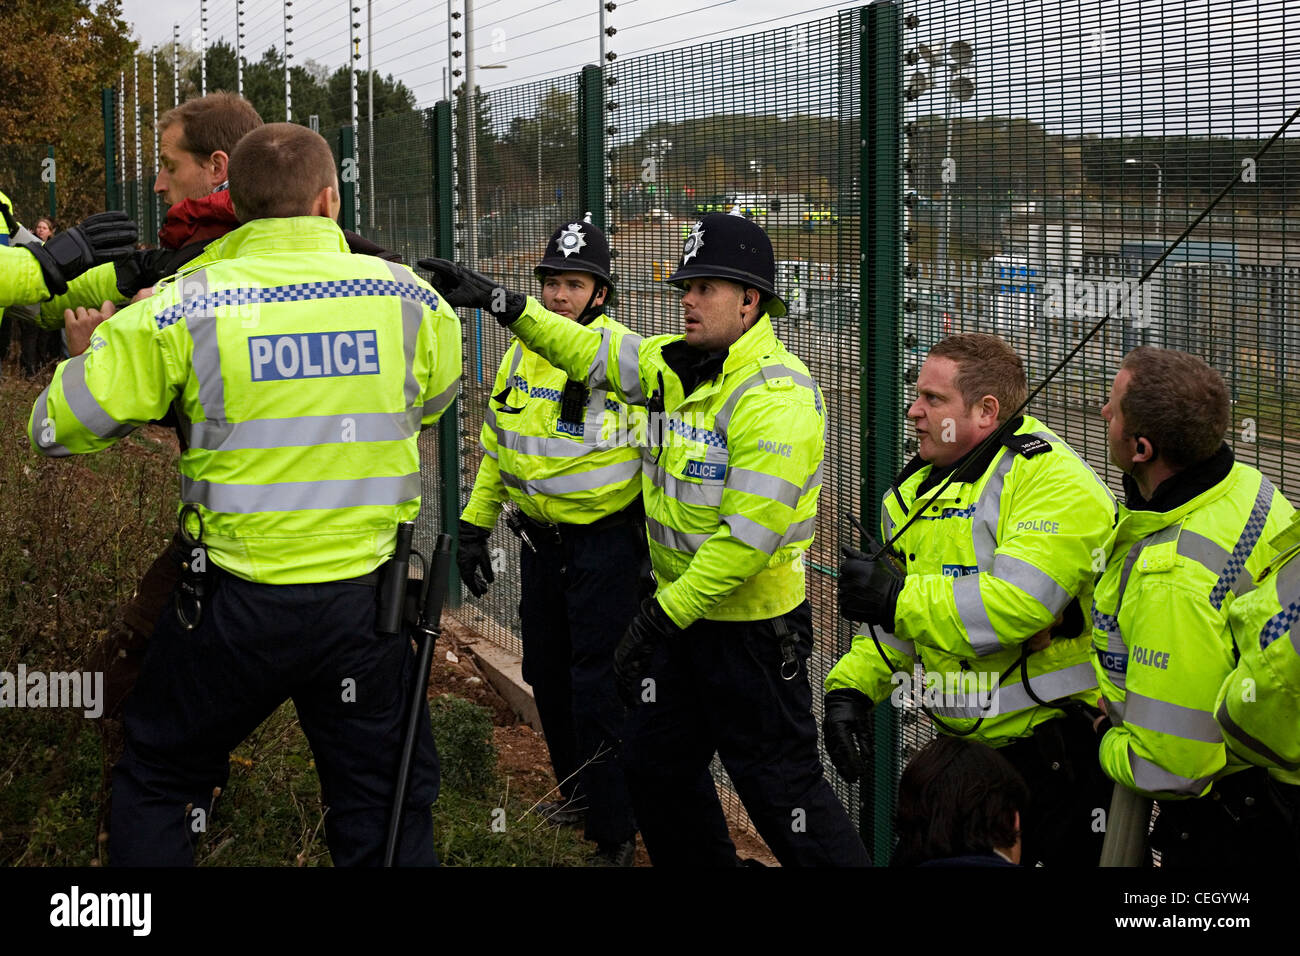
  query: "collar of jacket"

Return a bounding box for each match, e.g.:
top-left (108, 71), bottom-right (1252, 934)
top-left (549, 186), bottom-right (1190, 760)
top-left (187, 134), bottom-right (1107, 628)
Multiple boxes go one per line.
top-left (1113, 444), bottom-right (1240, 545)
top-left (661, 313), bottom-right (778, 397)
top-left (902, 415), bottom-right (1028, 499)
top-left (191, 215), bottom-right (351, 262)
top-left (1122, 442), bottom-right (1234, 513)
top-left (157, 188), bottom-right (240, 249)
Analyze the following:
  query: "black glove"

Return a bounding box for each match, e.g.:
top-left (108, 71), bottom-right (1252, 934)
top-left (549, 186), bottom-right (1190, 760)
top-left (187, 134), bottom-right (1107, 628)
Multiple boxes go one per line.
top-left (416, 257), bottom-right (527, 326)
top-left (837, 545), bottom-right (903, 629)
top-left (823, 688), bottom-right (876, 783)
top-left (614, 598), bottom-right (678, 707)
top-left (23, 211), bottom-right (138, 297)
top-left (456, 519), bottom-right (495, 597)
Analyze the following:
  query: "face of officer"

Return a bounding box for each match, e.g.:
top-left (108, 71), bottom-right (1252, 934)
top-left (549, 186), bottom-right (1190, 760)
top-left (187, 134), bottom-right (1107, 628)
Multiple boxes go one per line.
top-left (679, 277), bottom-right (762, 351)
top-left (908, 355), bottom-right (1000, 467)
top-left (155, 122), bottom-right (230, 208)
top-left (540, 271), bottom-right (606, 320)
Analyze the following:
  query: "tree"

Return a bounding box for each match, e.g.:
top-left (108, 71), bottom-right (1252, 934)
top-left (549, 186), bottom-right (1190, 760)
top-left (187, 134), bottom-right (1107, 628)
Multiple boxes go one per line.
top-left (0, 0), bottom-right (135, 221)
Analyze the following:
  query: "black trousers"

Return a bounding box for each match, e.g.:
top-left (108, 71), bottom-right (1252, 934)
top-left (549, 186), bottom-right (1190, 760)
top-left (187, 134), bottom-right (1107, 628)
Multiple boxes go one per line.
top-left (110, 568), bottom-right (440, 867)
top-left (517, 511), bottom-right (643, 847)
top-left (1152, 768), bottom-right (1300, 868)
top-left (999, 709), bottom-right (1113, 867)
top-left (621, 601), bottom-right (871, 867)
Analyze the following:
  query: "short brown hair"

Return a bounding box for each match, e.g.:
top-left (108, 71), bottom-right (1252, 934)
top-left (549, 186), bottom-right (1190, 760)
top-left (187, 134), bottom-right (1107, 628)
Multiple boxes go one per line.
top-left (927, 333), bottom-right (1028, 422)
top-left (1120, 346), bottom-right (1229, 467)
top-left (228, 123), bottom-right (338, 222)
top-left (159, 92), bottom-right (263, 159)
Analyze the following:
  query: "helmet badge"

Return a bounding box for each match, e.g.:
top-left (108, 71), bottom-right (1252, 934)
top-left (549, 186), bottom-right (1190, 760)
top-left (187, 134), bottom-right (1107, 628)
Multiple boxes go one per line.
top-left (681, 222), bottom-right (705, 264)
top-left (557, 223), bottom-right (587, 258)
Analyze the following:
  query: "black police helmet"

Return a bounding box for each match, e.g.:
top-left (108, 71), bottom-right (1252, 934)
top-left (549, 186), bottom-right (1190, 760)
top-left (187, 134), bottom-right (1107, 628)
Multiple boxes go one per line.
top-left (665, 210), bottom-right (787, 318)
top-left (535, 213), bottom-right (615, 304)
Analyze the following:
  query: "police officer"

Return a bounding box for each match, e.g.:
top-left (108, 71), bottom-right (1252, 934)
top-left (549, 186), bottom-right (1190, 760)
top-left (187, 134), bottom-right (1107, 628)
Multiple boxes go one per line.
top-left (29, 123), bottom-right (462, 866)
top-left (1215, 522), bottom-right (1300, 857)
top-left (826, 332), bottom-right (1116, 867)
top-left (457, 216), bottom-right (643, 865)
top-left (422, 210), bottom-right (871, 866)
top-left (1093, 346), bottom-right (1296, 866)
top-left (0, 213), bottom-right (137, 308)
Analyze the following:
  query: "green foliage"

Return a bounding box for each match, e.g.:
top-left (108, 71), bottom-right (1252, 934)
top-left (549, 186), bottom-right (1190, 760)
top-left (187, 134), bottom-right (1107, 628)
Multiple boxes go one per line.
top-left (429, 694), bottom-right (497, 799)
top-left (189, 40), bottom-right (417, 129)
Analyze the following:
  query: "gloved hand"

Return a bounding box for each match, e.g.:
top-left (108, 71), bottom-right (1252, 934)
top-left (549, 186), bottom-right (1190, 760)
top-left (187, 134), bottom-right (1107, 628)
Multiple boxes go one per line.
top-left (822, 688), bottom-right (876, 783)
top-left (837, 545), bottom-right (903, 629)
top-left (23, 211), bottom-right (138, 297)
top-left (456, 520), bottom-right (495, 597)
top-left (416, 257), bottom-right (527, 326)
top-left (614, 597), bottom-right (678, 707)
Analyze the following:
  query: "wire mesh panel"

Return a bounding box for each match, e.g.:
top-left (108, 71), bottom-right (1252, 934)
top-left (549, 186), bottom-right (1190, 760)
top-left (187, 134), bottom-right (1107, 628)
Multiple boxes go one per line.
top-left (0, 147), bottom-right (54, 232)
top-left (447, 73), bottom-right (584, 658)
top-left (899, 0), bottom-right (1297, 493)
top-left (358, 109), bottom-right (438, 264)
top-left (896, 0), bottom-right (1298, 857)
top-left (610, 9), bottom-right (866, 837)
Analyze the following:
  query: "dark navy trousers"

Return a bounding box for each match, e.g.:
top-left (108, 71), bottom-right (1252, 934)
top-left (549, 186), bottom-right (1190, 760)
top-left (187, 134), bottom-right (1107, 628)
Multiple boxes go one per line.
top-left (517, 512), bottom-right (643, 847)
top-left (110, 568), bottom-right (440, 867)
top-left (621, 601), bottom-right (871, 867)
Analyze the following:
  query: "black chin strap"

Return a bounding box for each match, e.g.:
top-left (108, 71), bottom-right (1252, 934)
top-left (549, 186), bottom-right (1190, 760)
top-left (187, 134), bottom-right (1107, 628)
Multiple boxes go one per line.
top-left (577, 283), bottom-right (606, 325)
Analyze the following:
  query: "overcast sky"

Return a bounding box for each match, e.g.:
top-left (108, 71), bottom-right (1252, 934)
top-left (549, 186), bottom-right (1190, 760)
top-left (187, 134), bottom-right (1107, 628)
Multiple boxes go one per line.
top-left (117, 0), bottom-right (864, 104)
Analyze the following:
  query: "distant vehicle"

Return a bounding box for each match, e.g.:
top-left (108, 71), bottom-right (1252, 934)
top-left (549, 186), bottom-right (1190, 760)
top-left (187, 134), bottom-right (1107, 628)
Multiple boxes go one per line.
top-left (644, 208), bottom-right (674, 223)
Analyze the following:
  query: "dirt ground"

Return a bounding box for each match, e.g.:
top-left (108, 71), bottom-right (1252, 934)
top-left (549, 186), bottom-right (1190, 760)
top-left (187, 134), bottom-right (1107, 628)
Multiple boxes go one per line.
top-left (433, 614), bottom-right (780, 867)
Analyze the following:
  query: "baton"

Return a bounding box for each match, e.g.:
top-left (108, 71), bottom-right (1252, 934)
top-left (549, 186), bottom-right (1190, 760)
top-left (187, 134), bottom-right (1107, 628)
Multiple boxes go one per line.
top-left (383, 531), bottom-right (452, 867)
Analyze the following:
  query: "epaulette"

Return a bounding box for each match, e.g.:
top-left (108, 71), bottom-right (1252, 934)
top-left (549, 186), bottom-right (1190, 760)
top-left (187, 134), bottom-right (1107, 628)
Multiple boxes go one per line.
top-left (1001, 431), bottom-right (1053, 458)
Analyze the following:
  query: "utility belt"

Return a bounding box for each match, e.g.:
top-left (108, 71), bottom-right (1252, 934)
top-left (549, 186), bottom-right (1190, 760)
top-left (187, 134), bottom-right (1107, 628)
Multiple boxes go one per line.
top-left (1153, 766), bottom-right (1300, 843)
top-left (172, 506), bottom-right (414, 637)
top-left (509, 499), bottom-right (645, 550)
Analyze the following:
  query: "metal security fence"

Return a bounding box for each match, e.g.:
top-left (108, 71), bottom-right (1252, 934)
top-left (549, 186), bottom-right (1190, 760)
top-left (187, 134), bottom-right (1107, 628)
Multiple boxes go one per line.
top-left (0, 146), bottom-right (57, 232)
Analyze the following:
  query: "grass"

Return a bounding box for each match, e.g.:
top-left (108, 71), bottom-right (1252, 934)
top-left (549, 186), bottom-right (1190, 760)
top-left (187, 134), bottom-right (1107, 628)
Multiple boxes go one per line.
top-left (0, 370), bottom-right (588, 867)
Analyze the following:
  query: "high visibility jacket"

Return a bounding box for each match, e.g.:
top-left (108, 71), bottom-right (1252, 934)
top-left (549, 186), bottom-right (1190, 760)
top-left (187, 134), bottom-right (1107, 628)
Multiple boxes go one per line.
top-left (825, 417), bottom-right (1116, 748)
top-left (28, 215), bottom-right (462, 584)
top-left (1215, 522), bottom-right (1300, 775)
top-left (508, 298), bottom-right (823, 629)
top-left (0, 245), bottom-right (50, 306)
top-left (461, 314), bottom-right (644, 529)
top-left (1092, 455), bottom-right (1295, 799)
top-left (0, 189), bottom-right (15, 246)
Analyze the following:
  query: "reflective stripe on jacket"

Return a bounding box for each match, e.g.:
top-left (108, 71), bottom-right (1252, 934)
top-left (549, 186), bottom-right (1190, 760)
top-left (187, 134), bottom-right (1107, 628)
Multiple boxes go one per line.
top-left (825, 416), bottom-right (1117, 747)
top-left (1216, 527), bottom-right (1300, 776)
top-left (461, 314), bottom-right (644, 529)
top-left (28, 216), bottom-right (462, 584)
top-left (1092, 461), bottom-right (1295, 798)
top-left (509, 297), bottom-right (823, 628)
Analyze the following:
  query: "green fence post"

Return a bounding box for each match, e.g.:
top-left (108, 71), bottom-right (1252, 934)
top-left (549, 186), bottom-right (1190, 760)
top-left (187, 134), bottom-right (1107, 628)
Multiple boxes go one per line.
top-left (433, 100), bottom-right (462, 607)
top-left (102, 87), bottom-right (117, 210)
top-left (863, 0), bottom-right (902, 865)
top-left (46, 146), bottom-right (56, 220)
top-left (578, 65), bottom-right (606, 228)
top-left (339, 126), bottom-right (357, 233)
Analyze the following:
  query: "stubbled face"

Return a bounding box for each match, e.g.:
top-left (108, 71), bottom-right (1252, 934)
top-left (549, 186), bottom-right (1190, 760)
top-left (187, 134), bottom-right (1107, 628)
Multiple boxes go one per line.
top-left (907, 355), bottom-right (986, 466)
top-left (679, 277), bottom-right (753, 350)
top-left (541, 271), bottom-right (605, 320)
top-left (154, 122), bottom-right (221, 207)
top-left (1102, 368), bottom-right (1136, 472)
